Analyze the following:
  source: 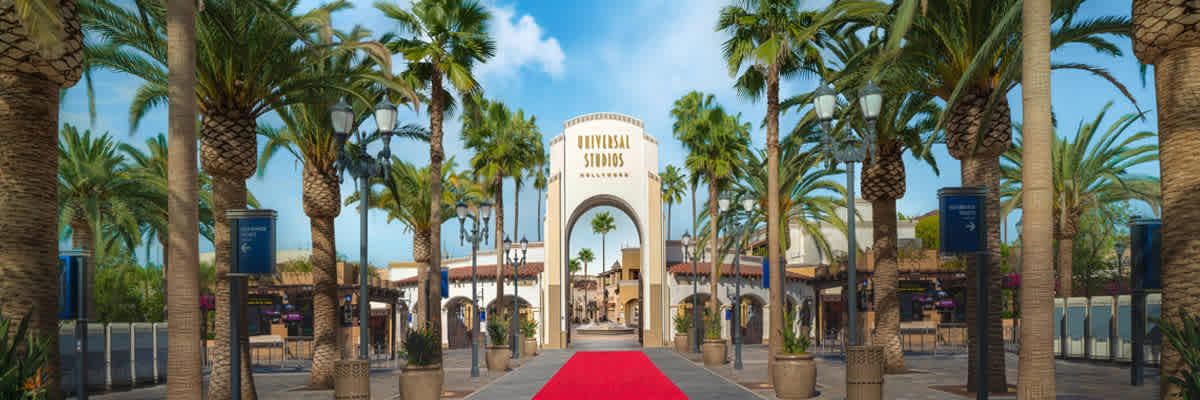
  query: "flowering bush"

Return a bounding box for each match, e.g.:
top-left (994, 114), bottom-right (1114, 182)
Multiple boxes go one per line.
top-left (1002, 273), bottom-right (1021, 290)
top-left (1, 309), bottom-right (50, 400)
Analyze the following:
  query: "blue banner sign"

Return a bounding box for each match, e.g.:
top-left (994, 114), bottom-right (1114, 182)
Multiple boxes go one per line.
top-left (725, 309), bottom-right (731, 320)
top-left (480, 311), bottom-right (486, 322)
top-left (937, 187), bottom-right (987, 255)
top-left (58, 251), bottom-right (88, 319)
top-left (229, 210), bottom-right (277, 275)
top-left (441, 267), bottom-right (449, 298)
top-left (762, 259), bottom-right (769, 289)
top-left (1129, 218), bottom-right (1162, 290)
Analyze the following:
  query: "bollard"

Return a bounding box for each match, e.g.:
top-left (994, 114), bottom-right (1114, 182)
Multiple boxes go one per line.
top-left (334, 359), bottom-right (371, 400)
top-left (845, 345), bottom-right (884, 400)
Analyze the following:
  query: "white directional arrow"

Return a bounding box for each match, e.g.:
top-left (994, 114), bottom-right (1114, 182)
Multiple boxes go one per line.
top-left (241, 242), bottom-right (252, 254)
top-left (965, 221), bottom-right (976, 232)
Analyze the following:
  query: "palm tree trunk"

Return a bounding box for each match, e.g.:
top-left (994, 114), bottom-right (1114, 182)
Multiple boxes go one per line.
top-left (165, 0), bottom-right (201, 395)
top-left (765, 67), bottom-right (783, 385)
top-left (584, 261), bottom-right (589, 322)
top-left (708, 179), bottom-right (721, 320)
top-left (414, 230), bottom-right (431, 327)
top-left (428, 75), bottom-right (446, 361)
top-left (308, 215), bottom-right (338, 389)
top-left (1018, 1), bottom-right (1055, 397)
top-left (159, 234), bottom-right (168, 318)
top-left (667, 203), bottom-right (673, 240)
top-left (871, 198), bottom-right (907, 373)
top-left (0, 64), bottom-right (62, 397)
top-left (208, 175), bottom-right (257, 400)
top-left (513, 180), bottom-right (520, 240)
top-left (961, 156), bottom-right (1008, 393)
top-left (1150, 45), bottom-right (1200, 400)
top-left (537, 186), bottom-right (543, 241)
top-left (1056, 237), bottom-right (1074, 298)
top-left (494, 174), bottom-right (506, 307)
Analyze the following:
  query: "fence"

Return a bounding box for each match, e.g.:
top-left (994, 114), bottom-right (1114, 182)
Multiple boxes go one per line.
top-left (57, 321), bottom-right (167, 395)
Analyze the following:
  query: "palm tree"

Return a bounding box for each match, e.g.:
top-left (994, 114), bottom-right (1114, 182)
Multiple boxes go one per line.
top-left (377, 0), bottom-right (496, 354)
top-left (509, 110), bottom-right (546, 244)
top-left (81, 1), bottom-right (410, 396)
top-left (163, 0), bottom-right (200, 396)
top-left (661, 165), bottom-right (687, 240)
top-left (259, 88), bottom-right (427, 387)
top-left (568, 257), bottom-right (582, 324)
top-left (461, 95), bottom-right (541, 312)
top-left (0, 2), bottom-right (85, 394)
top-left (672, 92), bottom-right (751, 319)
top-left (58, 125), bottom-right (157, 261)
top-left (999, 103), bottom-right (1160, 298)
top-left (881, 0), bottom-right (1139, 390)
top-left (576, 248), bottom-right (596, 322)
top-left (590, 212), bottom-right (617, 274)
top-left (1131, 2), bottom-right (1200, 397)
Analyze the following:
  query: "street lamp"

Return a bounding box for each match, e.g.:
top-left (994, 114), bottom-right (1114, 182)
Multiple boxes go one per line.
top-left (503, 236), bottom-right (529, 359)
top-left (720, 192), bottom-right (756, 370)
top-left (681, 231), bottom-right (701, 353)
top-left (1114, 240), bottom-right (1127, 293)
top-left (812, 80), bottom-right (882, 347)
top-left (331, 96), bottom-right (398, 360)
top-left (456, 200), bottom-right (492, 377)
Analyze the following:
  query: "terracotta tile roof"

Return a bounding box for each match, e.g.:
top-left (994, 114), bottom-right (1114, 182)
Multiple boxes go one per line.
top-left (667, 262), bottom-right (810, 280)
top-left (394, 263), bottom-right (544, 285)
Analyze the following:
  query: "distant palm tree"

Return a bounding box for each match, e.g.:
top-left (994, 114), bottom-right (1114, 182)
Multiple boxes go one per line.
top-left (1131, 1), bottom-right (1200, 396)
top-left (576, 248), bottom-right (596, 322)
top-left (661, 165), bottom-right (687, 240)
top-left (377, 0), bottom-right (496, 353)
top-left (672, 92), bottom-right (751, 319)
top-left (999, 103), bottom-right (1159, 298)
top-left (533, 163), bottom-right (549, 241)
top-left (510, 111), bottom-right (546, 244)
top-left (590, 212), bottom-right (617, 271)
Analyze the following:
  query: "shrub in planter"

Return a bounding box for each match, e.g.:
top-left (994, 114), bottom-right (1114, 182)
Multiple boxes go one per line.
top-left (1154, 308), bottom-right (1200, 399)
top-left (673, 314), bottom-right (691, 353)
top-left (1, 308), bottom-right (52, 400)
top-left (520, 319), bottom-right (538, 357)
top-left (701, 314), bottom-right (726, 366)
top-left (398, 326), bottom-right (443, 400)
top-left (486, 317), bottom-right (510, 372)
top-left (773, 309), bottom-right (815, 399)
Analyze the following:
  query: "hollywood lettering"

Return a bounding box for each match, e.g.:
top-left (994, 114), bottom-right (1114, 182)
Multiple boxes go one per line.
top-left (577, 133), bottom-right (630, 168)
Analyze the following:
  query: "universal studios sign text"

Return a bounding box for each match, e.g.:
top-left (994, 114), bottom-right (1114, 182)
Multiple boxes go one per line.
top-left (577, 133), bottom-right (630, 168)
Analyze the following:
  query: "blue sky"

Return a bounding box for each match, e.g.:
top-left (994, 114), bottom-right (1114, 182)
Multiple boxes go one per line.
top-left (62, 0), bottom-right (1160, 268)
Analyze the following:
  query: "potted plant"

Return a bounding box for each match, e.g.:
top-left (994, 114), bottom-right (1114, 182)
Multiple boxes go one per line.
top-left (773, 309), bottom-right (815, 399)
top-left (701, 314), bottom-right (726, 366)
top-left (397, 326), bottom-right (443, 400)
top-left (673, 314), bottom-right (691, 353)
top-left (1155, 308), bottom-right (1200, 399)
top-left (520, 319), bottom-right (538, 357)
top-left (486, 317), bottom-right (510, 372)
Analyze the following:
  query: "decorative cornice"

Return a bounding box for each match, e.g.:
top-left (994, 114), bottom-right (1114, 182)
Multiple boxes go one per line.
top-left (549, 134), bottom-right (565, 145)
top-left (647, 171), bottom-right (660, 182)
top-left (563, 112), bottom-right (644, 129)
top-left (642, 132), bottom-right (658, 145)
top-left (548, 172), bottom-right (562, 183)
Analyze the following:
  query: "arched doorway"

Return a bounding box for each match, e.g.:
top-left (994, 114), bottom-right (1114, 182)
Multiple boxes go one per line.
top-left (444, 297), bottom-right (474, 349)
top-left (564, 197), bottom-right (644, 345)
top-left (738, 294), bottom-right (766, 345)
top-left (543, 112), bottom-right (666, 349)
top-left (678, 294), bottom-right (722, 342)
top-left (623, 298), bottom-right (639, 328)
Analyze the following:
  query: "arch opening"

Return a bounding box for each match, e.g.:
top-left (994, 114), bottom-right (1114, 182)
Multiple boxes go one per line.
top-left (564, 195), bottom-right (643, 345)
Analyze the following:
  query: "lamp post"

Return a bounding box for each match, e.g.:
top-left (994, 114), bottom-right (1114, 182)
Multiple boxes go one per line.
top-left (331, 97), bottom-right (398, 360)
top-left (456, 201), bottom-right (492, 377)
top-left (681, 231), bottom-right (701, 353)
top-left (504, 236), bottom-right (529, 358)
top-left (719, 192), bottom-right (756, 370)
top-left (812, 80), bottom-right (882, 347)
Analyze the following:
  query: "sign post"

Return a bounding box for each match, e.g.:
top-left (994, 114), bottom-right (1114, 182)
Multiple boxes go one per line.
top-left (227, 209), bottom-right (277, 400)
top-left (60, 250), bottom-right (91, 400)
top-left (1128, 217), bottom-right (1160, 386)
top-left (938, 187), bottom-right (987, 400)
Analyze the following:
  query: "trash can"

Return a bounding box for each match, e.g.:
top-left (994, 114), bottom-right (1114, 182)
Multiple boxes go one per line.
top-left (846, 345), bottom-right (884, 400)
top-left (334, 359), bottom-right (371, 400)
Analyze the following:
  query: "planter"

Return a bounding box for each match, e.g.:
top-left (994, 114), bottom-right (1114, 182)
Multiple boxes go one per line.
top-left (674, 333), bottom-right (690, 353)
top-left (845, 345), bottom-right (884, 400)
top-left (397, 363), bottom-right (443, 400)
top-left (486, 345), bottom-right (511, 372)
top-left (701, 339), bottom-right (727, 367)
top-left (772, 353), bottom-right (816, 399)
top-left (334, 360), bottom-right (371, 400)
top-left (522, 338), bottom-right (538, 357)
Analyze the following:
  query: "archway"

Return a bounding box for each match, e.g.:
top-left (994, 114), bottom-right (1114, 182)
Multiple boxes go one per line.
top-left (543, 112), bottom-right (665, 349)
top-left (738, 294), bottom-right (766, 345)
top-left (678, 294), bottom-right (722, 342)
top-left (444, 297), bottom-right (474, 349)
top-left (623, 298), bottom-right (639, 328)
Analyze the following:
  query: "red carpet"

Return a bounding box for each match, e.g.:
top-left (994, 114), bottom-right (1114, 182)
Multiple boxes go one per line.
top-left (532, 351), bottom-right (688, 400)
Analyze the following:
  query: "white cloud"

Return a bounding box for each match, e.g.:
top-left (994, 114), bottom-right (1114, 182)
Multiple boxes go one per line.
top-left (478, 3), bottom-right (565, 80)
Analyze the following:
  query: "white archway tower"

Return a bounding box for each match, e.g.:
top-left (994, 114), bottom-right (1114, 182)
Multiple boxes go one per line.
top-left (542, 113), bottom-right (666, 348)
